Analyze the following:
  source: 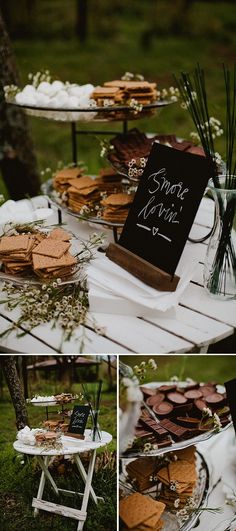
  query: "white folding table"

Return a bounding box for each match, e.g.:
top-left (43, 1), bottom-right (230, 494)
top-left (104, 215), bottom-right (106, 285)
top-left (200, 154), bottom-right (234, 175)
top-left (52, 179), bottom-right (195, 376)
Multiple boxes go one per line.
top-left (13, 429), bottom-right (112, 530)
top-left (0, 195), bottom-right (235, 353)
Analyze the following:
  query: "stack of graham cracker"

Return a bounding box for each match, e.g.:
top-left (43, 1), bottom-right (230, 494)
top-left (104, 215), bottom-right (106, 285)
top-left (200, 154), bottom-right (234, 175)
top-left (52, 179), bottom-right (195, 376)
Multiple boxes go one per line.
top-left (0, 228), bottom-right (77, 280)
top-left (95, 167), bottom-right (123, 194)
top-left (101, 192), bottom-right (134, 223)
top-left (126, 457), bottom-right (158, 492)
top-left (157, 446), bottom-right (197, 509)
top-left (120, 492), bottom-right (165, 531)
top-left (53, 167), bottom-right (84, 194)
top-left (0, 233), bottom-right (42, 274)
top-left (67, 176), bottom-right (100, 213)
top-left (92, 80), bottom-right (157, 106)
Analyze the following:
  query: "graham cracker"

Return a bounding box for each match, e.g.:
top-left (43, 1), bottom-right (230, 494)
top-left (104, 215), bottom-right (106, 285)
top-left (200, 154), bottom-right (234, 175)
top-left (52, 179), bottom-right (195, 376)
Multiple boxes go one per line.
top-left (119, 493), bottom-right (161, 529)
top-left (33, 239), bottom-right (71, 259)
top-left (48, 228), bottom-right (71, 241)
top-left (0, 235), bottom-right (30, 253)
top-left (32, 251), bottom-right (76, 271)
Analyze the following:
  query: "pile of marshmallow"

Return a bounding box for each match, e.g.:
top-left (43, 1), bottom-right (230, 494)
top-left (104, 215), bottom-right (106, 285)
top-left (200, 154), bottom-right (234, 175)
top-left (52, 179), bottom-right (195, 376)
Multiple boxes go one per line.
top-left (16, 425), bottom-right (43, 446)
top-left (15, 80), bottom-right (96, 110)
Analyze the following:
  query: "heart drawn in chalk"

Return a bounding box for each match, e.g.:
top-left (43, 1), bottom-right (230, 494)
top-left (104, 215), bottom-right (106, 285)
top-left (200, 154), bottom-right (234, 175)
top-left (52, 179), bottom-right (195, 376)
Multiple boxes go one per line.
top-left (152, 226), bottom-right (159, 236)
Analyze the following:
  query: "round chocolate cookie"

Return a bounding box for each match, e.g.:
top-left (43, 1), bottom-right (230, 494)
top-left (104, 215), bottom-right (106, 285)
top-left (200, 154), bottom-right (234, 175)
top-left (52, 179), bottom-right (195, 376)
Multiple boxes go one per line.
top-left (194, 398), bottom-right (207, 414)
top-left (200, 385), bottom-right (216, 397)
top-left (205, 393), bottom-right (225, 408)
top-left (167, 392), bottom-right (187, 405)
top-left (146, 393), bottom-right (165, 407)
top-left (153, 401), bottom-right (173, 416)
top-left (158, 384), bottom-right (177, 394)
top-left (184, 389), bottom-right (203, 400)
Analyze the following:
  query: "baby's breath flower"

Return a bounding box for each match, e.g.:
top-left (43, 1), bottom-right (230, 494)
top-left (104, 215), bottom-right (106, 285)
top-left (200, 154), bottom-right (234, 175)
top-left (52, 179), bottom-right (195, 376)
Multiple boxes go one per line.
top-left (202, 407), bottom-right (212, 417)
top-left (213, 412), bottom-right (222, 431)
top-left (143, 442), bottom-right (152, 453)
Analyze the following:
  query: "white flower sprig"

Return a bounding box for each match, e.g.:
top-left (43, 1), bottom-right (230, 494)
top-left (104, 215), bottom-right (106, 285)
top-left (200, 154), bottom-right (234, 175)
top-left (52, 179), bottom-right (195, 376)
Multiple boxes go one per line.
top-left (156, 86), bottom-right (180, 102)
top-left (28, 69), bottom-right (52, 88)
top-left (100, 139), bottom-right (114, 158)
top-left (132, 358), bottom-right (157, 380)
top-left (3, 84), bottom-right (20, 100)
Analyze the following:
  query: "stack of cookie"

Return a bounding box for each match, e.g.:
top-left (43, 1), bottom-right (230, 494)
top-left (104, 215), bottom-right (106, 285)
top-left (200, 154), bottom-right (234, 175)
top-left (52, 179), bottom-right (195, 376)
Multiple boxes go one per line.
top-left (92, 80), bottom-right (157, 106)
top-left (67, 176), bottom-right (100, 213)
top-left (95, 167), bottom-right (123, 194)
top-left (32, 229), bottom-right (76, 279)
top-left (120, 492), bottom-right (165, 531)
top-left (53, 167), bottom-right (84, 194)
top-left (101, 192), bottom-right (134, 223)
top-left (43, 420), bottom-right (69, 433)
top-left (157, 446), bottom-right (197, 509)
top-left (126, 457), bottom-right (158, 492)
top-left (0, 233), bottom-right (44, 274)
top-left (0, 228), bottom-right (77, 280)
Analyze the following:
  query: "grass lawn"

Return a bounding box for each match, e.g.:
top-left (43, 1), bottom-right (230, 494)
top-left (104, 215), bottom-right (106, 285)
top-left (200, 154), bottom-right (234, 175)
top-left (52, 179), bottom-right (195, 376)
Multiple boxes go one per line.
top-left (1, 2), bottom-right (236, 197)
top-left (119, 354), bottom-right (236, 384)
top-left (0, 374), bottom-right (116, 530)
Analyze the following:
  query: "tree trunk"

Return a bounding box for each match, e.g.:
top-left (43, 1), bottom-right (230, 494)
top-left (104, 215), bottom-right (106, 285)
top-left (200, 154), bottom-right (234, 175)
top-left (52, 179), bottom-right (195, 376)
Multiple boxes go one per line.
top-left (76, 0), bottom-right (88, 43)
top-left (1, 356), bottom-right (29, 429)
top-left (0, 9), bottom-right (40, 199)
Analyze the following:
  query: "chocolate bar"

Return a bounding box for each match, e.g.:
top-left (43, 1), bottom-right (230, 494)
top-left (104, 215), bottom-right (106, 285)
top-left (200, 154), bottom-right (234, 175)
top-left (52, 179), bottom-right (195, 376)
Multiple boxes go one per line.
top-left (159, 419), bottom-right (191, 440)
top-left (140, 417), bottom-right (169, 440)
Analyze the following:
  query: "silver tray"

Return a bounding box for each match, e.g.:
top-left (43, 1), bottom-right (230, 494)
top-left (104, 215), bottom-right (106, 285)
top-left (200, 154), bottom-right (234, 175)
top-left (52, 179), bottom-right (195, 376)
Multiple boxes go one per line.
top-left (41, 179), bottom-right (125, 229)
top-left (120, 450), bottom-right (209, 531)
top-left (8, 99), bottom-right (172, 123)
top-left (122, 381), bottom-right (232, 458)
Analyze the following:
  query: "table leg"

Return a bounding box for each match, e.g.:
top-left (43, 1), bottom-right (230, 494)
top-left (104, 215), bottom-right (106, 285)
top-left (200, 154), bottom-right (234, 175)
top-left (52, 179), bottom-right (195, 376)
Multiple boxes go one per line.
top-left (37, 456), bottom-right (59, 496)
top-left (74, 454), bottom-right (103, 504)
top-left (77, 450), bottom-right (97, 531)
top-left (34, 456), bottom-right (48, 516)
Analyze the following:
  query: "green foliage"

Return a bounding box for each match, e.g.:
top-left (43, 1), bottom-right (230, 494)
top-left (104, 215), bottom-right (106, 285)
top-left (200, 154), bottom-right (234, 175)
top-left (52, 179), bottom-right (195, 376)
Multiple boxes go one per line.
top-left (121, 355), bottom-right (236, 384)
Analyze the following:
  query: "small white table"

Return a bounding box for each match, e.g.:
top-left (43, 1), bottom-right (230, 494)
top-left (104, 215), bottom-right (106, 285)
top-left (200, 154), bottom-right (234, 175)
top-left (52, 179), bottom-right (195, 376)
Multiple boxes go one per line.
top-left (13, 429), bottom-right (112, 530)
top-left (0, 195), bottom-right (235, 353)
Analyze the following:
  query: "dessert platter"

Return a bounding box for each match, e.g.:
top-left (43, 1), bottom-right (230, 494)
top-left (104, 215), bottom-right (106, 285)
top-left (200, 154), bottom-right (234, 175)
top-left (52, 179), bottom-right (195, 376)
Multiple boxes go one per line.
top-left (122, 380), bottom-right (232, 458)
top-left (42, 165), bottom-right (135, 231)
top-left (107, 129), bottom-right (205, 182)
top-left (119, 447), bottom-right (209, 531)
top-left (0, 226), bottom-right (86, 285)
top-left (119, 376), bottom-right (232, 531)
top-left (6, 77), bottom-right (172, 122)
top-left (30, 392), bottom-right (78, 407)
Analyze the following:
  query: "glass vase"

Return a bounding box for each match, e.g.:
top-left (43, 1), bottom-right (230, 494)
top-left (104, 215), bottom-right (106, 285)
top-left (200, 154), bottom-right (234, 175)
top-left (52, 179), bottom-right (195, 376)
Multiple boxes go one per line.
top-left (203, 176), bottom-right (236, 299)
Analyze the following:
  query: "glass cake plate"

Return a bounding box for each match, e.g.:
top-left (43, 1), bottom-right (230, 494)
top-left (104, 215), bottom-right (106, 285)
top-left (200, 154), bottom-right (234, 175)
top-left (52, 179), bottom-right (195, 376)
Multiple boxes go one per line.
top-left (122, 381), bottom-right (232, 458)
top-left (120, 450), bottom-right (209, 531)
top-left (7, 99), bottom-right (172, 122)
top-left (41, 179), bottom-right (126, 229)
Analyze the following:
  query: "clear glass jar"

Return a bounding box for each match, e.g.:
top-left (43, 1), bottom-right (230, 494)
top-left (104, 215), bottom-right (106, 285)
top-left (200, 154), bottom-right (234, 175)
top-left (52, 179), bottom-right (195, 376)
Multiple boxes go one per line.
top-left (203, 176), bottom-right (236, 299)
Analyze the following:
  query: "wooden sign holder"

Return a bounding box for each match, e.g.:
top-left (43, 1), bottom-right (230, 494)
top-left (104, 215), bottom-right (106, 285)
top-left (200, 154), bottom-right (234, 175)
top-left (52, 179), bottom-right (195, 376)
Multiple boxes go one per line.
top-left (66, 432), bottom-right (85, 440)
top-left (106, 242), bottom-right (180, 292)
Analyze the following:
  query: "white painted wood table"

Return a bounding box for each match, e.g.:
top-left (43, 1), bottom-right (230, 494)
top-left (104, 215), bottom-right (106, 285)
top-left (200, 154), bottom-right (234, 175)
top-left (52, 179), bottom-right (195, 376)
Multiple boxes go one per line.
top-left (0, 196), bottom-right (235, 353)
top-left (13, 429), bottom-right (112, 530)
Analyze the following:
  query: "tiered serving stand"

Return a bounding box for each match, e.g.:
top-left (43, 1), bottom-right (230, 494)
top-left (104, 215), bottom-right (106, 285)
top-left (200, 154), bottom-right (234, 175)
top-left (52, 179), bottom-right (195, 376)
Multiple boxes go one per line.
top-left (8, 99), bottom-right (171, 241)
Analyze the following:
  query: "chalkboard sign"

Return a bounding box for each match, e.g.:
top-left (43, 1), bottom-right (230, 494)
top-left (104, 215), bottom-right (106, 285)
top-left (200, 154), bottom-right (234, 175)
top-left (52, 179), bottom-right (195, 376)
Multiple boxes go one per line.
top-left (225, 378), bottom-right (236, 436)
top-left (119, 143), bottom-right (214, 276)
top-left (68, 405), bottom-right (90, 436)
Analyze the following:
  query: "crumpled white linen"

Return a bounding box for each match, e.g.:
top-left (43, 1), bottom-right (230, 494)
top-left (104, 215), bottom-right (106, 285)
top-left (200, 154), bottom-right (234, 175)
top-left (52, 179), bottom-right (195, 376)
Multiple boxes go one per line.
top-left (87, 240), bottom-right (199, 312)
top-left (0, 199), bottom-right (54, 226)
